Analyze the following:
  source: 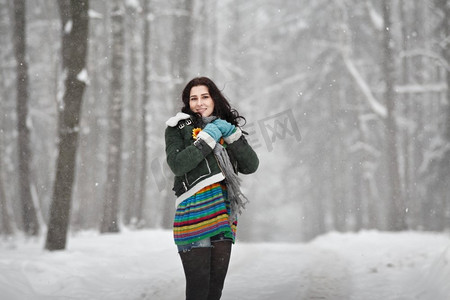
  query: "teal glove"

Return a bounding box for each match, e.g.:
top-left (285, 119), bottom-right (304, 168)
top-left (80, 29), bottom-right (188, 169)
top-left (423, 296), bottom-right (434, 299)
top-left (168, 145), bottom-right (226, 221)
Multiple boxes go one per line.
top-left (213, 119), bottom-right (236, 138)
top-left (202, 123), bottom-right (222, 142)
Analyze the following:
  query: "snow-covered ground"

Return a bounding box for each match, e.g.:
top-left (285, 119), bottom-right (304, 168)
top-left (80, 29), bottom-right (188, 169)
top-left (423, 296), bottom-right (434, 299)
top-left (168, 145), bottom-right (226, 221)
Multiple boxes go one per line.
top-left (0, 229), bottom-right (449, 300)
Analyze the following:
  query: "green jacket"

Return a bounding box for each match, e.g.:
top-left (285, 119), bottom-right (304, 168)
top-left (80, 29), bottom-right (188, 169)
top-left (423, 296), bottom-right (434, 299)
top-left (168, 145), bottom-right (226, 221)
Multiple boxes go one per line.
top-left (165, 112), bottom-right (259, 206)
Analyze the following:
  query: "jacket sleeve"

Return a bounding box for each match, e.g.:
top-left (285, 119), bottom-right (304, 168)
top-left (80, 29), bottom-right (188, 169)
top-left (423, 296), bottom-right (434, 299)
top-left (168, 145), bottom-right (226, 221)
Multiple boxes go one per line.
top-left (225, 128), bottom-right (259, 174)
top-left (165, 126), bottom-right (213, 176)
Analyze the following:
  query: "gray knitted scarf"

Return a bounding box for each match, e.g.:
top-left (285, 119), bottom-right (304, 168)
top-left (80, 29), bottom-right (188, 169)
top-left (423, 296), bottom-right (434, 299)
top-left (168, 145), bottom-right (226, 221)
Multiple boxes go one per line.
top-left (202, 116), bottom-right (249, 223)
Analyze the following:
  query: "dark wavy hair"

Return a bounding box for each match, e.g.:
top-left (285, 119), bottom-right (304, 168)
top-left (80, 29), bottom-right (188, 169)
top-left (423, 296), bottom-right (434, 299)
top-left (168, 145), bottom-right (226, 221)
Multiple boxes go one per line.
top-left (181, 77), bottom-right (246, 127)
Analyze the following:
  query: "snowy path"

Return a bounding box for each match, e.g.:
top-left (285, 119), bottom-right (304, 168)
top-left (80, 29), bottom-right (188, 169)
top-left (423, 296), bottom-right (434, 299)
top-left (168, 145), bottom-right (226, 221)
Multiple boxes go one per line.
top-left (1, 230), bottom-right (449, 300)
top-left (223, 244), bottom-right (352, 300)
top-left (302, 248), bottom-right (352, 299)
top-left (225, 244), bottom-right (310, 299)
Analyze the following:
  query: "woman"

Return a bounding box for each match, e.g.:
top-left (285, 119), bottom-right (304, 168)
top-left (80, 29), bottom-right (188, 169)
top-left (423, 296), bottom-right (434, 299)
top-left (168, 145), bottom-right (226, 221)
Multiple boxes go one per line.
top-left (165, 77), bottom-right (259, 300)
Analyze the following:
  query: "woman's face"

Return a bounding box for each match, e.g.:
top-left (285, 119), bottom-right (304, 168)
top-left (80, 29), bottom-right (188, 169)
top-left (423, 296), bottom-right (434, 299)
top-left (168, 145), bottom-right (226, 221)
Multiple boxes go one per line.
top-left (189, 85), bottom-right (215, 117)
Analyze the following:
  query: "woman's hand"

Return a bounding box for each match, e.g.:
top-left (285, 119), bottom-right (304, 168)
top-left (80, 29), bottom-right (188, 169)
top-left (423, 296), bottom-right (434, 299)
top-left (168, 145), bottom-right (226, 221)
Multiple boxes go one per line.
top-left (202, 123), bottom-right (222, 141)
top-left (213, 119), bottom-right (236, 137)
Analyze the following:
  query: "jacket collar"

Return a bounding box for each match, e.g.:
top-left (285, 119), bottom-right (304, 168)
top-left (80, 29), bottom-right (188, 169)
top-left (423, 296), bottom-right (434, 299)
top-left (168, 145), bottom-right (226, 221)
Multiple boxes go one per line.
top-left (166, 112), bottom-right (191, 127)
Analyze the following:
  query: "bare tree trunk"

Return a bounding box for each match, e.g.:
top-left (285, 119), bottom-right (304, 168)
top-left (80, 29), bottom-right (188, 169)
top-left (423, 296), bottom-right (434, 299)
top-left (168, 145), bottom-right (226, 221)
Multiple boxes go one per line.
top-left (0, 0), bottom-right (13, 236)
top-left (382, 0), bottom-right (406, 231)
top-left (442, 0), bottom-right (450, 229)
top-left (330, 90), bottom-right (346, 232)
top-left (0, 144), bottom-right (13, 235)
top-left (197, 0), bottom-right (217, 76)
top-left (410, 1), bottom-right (426, 229)
top-left (138, 0), bottom-right (151, 228)
top-left (13, 0), bottom-right (39, 236)
top-left (170, 0), bottom-right (194, 104)
top-left (353, 101), bottom-right (365, 231)
top-left (45, 0), bottom-right (89, 251)
top-left (122, 2), bottom-right (141, 227)
top-left (399, 0), bottom-right (411, 227)
top-left (434, 0), bottom-right (450, 229)
top-left (100, 1), bottom-right (125, 233)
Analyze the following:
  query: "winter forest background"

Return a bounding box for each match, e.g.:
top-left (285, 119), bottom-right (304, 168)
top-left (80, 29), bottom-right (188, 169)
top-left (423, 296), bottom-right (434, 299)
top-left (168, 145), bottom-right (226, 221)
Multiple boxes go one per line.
top-left (0, 0), bottom-right (449, 250)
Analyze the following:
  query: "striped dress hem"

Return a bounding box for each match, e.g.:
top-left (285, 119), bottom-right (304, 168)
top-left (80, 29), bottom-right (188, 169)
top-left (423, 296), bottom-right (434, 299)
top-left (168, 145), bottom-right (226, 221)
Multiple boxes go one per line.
top-left (173, 182), bottom-right (237, 245)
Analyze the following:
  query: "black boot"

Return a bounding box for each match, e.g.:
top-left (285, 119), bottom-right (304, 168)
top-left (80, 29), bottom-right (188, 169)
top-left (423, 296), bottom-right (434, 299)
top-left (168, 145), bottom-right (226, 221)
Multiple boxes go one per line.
top-left (208, 241), bottom-right (232, 300)
top-left (179, 247), bottom-right (211, 300)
